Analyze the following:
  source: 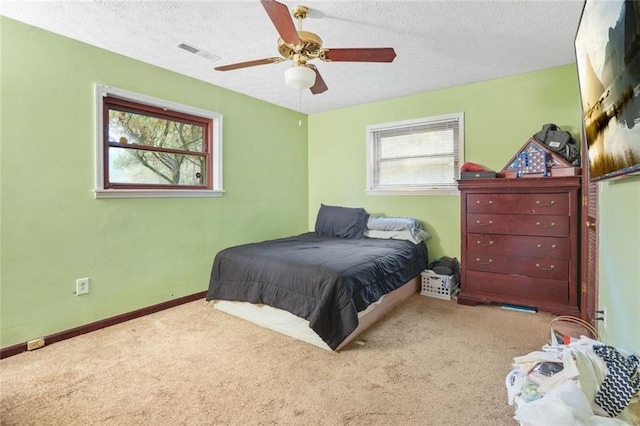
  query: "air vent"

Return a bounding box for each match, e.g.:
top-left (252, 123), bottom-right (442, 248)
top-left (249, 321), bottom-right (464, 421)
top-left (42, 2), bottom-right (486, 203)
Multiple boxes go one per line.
top-left (177, 43), bottom-right (220, 62)
top-left (178, 43), bottom-right (199, 54)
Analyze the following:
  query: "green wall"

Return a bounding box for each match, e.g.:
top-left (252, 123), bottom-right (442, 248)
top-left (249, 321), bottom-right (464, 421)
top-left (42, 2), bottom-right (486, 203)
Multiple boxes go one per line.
top-left (597, 177), bottom-right (640, 354)
top-left (308, 65), bottom-right (582, 261)
top-left (0, 18), bottom-right (309, 348)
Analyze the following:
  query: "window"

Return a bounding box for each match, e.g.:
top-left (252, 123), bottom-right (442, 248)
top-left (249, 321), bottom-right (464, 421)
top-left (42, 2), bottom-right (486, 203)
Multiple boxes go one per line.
top-left (94, 84), bottom-right (223, 198)
top-left (366, 113), bottom-right (464, 195)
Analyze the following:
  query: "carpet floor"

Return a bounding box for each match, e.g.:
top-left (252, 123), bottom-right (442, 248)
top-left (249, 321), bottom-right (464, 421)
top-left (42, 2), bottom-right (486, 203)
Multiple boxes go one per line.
top-left (0, 294), bottom-right (554, 425)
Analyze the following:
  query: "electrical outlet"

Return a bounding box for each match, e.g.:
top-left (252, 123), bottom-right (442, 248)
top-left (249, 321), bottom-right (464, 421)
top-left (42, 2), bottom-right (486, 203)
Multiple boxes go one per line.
top-left (76, 277), bottom-right (90, 295)
top-left (27, 338), bottom-right (45, 351)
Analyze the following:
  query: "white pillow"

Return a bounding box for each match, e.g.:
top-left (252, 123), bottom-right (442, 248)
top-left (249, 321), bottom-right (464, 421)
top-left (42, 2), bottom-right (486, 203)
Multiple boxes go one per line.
top-left (365, 229), bottom-right (431, 244)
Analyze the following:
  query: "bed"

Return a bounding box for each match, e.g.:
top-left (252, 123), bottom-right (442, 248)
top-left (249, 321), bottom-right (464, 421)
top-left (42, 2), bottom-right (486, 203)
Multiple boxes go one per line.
top-left (206, 205), bottom-right (430, 350)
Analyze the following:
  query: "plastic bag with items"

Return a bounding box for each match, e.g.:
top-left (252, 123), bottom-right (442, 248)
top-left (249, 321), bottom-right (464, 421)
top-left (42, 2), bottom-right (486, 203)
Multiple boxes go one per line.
top-left (507, 336), bottom-right (640, 425)
top-left (514, 381), bottom-right (629, 426)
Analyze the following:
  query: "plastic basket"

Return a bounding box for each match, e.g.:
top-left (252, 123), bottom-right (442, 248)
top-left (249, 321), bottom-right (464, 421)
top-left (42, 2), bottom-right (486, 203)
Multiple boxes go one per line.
top-left (420, 270), bottom-right (459, 300)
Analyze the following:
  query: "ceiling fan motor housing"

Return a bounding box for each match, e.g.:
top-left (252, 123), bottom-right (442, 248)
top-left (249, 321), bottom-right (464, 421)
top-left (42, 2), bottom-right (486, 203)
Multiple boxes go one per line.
top-left (278, 31), bottom-right (323, 63)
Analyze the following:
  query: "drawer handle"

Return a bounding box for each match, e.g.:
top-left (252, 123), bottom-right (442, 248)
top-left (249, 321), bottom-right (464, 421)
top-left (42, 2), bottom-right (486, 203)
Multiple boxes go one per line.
top-left (476, 258), bottom-right (493, 265)
top-left (476, 200), bottom-right (493, 206)
top-left (535, 200), bottom-right (556, 207)
top-left (536, 221), bottom-right (556, 228)
top-left (476, 240), bottom-right (494, 247)
top-left (476, 220), bottom-right (493, 226)
top-left (536, 263), bottom-right (555, 271)
top-left (536, 243), bottom-right (557, 251)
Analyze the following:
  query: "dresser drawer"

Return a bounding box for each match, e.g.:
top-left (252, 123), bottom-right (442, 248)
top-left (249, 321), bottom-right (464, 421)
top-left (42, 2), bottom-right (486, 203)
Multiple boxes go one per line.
top-left (466, 254), bottom-right (568, 280)
top-left (467, 214), bottom-right (569, 237)
top-left (467, 193), bottom-right (569, 215)
top-left (465, 270), bottom-right (568, 304)
top-left (467, 234), bottom-right (570, 259)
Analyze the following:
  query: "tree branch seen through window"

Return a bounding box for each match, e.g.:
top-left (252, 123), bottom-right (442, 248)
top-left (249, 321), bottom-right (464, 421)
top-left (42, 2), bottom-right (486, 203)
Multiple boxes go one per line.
top-left (104, 96), bottom-right (212, 190)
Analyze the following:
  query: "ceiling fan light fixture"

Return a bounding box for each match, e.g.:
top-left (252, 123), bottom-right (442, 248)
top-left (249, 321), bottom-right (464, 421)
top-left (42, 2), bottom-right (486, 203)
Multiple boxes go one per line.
top-left (284, 65), bottom-right (316, 90)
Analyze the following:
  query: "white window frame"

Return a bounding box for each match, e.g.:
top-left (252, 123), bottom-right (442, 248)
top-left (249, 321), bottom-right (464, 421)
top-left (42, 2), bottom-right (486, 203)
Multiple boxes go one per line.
top-left (94, 83), bottom-right (223, 199)
top-left (366, 112), bottom-right (464, 196)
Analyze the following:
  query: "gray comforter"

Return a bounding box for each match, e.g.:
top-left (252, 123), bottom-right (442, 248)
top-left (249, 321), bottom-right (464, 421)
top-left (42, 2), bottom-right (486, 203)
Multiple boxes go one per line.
top-left (206, 233), bottom-right (428, 349)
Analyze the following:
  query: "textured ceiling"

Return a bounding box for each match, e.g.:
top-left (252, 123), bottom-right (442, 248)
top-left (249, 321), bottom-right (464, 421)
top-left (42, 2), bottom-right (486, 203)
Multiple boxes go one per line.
top-left (1, 0), bottom-right (585, 114)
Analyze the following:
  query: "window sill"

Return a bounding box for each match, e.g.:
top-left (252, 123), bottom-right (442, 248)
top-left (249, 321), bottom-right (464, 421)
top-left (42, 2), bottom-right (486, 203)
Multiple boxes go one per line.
top-left (95, 189), bottom-right (224, 199)
top-left (366, 188), bottom-right (459, 196)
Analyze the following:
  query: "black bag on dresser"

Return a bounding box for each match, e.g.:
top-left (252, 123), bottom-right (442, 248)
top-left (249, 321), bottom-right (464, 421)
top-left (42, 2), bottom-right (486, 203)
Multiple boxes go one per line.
top-left (532, 124), bottom-right (580, 166)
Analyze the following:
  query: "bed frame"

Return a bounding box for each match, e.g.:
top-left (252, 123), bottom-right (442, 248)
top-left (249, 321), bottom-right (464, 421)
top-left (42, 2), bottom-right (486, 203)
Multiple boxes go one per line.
top-left (211, 276), bottom-right (419, 351)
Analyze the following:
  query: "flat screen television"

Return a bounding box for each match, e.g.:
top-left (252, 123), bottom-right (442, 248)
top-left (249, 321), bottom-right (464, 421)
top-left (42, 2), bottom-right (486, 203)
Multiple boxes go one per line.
top-left (574, 0), bottom-right (640, 181)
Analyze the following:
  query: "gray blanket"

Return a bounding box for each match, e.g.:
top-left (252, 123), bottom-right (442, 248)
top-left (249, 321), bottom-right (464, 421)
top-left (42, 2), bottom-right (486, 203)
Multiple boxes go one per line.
top-left (206, 233), bottom-right (428, 350)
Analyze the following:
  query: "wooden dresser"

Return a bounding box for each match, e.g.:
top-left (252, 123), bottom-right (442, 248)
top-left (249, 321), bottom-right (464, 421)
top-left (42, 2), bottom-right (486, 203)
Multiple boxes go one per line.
top-left (457, 177), bottom-right (581, 316)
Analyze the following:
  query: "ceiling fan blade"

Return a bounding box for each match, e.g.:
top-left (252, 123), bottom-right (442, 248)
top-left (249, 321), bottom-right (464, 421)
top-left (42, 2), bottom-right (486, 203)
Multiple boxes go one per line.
top-left (309, 67), bottom-right (328, 94)
top-left (322, 48), bottom-right (397, 63)
top-left (214, 57), bottom-right (283, 71)
top-left (260, 0), bottom-right (301, 46)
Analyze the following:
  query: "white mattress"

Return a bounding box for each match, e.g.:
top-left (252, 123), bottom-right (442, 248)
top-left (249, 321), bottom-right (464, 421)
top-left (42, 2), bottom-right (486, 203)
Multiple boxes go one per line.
top-left (211, 277), bottom-right (419, 351)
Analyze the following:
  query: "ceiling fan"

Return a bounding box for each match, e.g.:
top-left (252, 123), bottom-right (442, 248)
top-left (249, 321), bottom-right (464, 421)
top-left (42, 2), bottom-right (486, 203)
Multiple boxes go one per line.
top-left (214, 0), bottom-right (397, 94)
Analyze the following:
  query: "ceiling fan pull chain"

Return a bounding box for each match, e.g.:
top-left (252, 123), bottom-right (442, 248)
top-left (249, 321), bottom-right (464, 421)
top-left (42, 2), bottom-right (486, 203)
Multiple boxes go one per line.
top-left (298, 90), bottom-right (302, 127)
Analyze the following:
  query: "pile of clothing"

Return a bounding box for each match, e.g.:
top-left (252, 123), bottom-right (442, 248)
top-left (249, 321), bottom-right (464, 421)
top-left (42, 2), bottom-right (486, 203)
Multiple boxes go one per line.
top-left (426, 256), bottom-right (460, 280)
top-left (507, 336), bottom-right (640, 425)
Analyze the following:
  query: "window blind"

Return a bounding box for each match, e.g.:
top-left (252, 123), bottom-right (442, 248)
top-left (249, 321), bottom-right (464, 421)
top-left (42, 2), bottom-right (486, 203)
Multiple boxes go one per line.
top-left (371, 115), bottom-right (461, 189)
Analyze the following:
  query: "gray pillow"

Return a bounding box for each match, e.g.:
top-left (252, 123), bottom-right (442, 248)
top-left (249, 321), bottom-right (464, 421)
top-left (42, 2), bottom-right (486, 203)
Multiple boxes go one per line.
top-left (314, 204), bottom-right (370, 239)
top-left (367, 217), bottom-right (422, 233)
